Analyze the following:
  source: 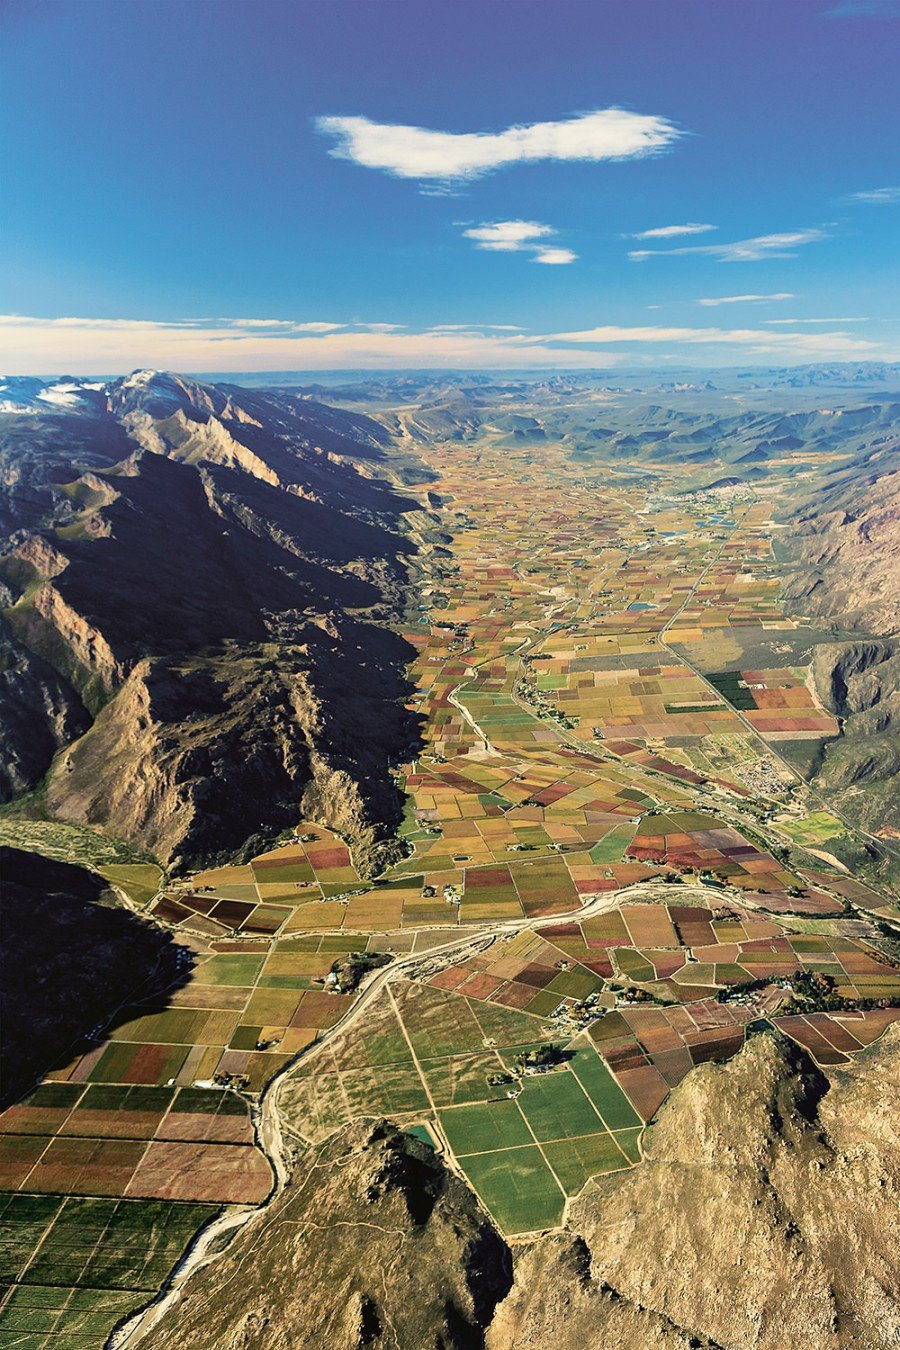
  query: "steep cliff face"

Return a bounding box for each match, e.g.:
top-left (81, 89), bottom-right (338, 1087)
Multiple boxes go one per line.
top-left (147, 1121), bottom-right (513, 1350)
top-left (43, 625), bottom-right (413, 873)
top-left (0, 372), bottom-right (424, 867)
top-left (0, 619), bottom-right (89, 798)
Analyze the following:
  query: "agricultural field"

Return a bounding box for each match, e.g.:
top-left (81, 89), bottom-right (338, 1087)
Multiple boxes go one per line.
top-left (0, 1192), bottom-right (216, 1347)
top-left (281, 881), bottom-right (899, 1234)
top-left (281, 975), bottom-right (645, 1234)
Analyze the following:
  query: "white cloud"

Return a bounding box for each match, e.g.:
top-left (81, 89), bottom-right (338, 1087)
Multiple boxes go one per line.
top-left (540, 322), bottom-right (878, 357)
top-left (0, 313), bottom-right (884, 376)
top-left (532, 247), bottom-right (577, 265)
top-left (314, 108), bottom-right (681, 184)
top-left (697, 293), bottom-right (795, 306)
top-left (225, 319), bottom-right (346, 332)
top-left (845, 185), bottom-right (900, 203)
top-left (763, 316), bottom-right (868, 324)
top-left (426, 324), bottom-right (525, 332)
top-left (630, 223), bottom-right (716, 240)
top-left (461, 220), bottom-right (577, 264)
top-left (229, 319), bottom-right (291, 328)
top-left (31, 316), bottom-right (201, 330)
top-left (291, 321), bottom-right (347, 332)
top-left (630, 228), bottom-right (828, 262)
top-left (462, 220), bottom-right (553, 251)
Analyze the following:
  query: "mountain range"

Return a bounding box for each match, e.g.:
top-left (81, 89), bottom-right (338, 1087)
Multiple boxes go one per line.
top-left (0, 371), bottom-right (431, 871)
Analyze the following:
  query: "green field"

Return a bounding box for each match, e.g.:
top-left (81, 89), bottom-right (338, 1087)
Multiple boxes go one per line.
top-left (612, 1127), bottom-right (644, 1164)
top-left (457, 1145), bottom-right (565, 1233)
top-left (543, 1132), bottom-right (629, 1192)
top-left (613, 948), bottom-right (656, 982)
top-left (517, 1071), bottom-right (603, 1142)
top-left (777, 812), bottom-right (845, 845)
top-left (439, 1099), bottom-right (532, 1155)
top-left (706, 671), bottom-right (756, 710)
top-left (589, 822), bottom-right (637, 864)
top-left (0, 1193), bottom-right (216, 1347)
top-left (568, 1044), bottom-right (642, 1130)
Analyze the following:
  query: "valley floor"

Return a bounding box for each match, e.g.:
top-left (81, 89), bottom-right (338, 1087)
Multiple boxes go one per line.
top-left (2, 429), bottom-right (898, 1348)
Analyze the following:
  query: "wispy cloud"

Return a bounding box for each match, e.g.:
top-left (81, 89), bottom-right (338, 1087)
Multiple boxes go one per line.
top-left (697, 293), bottom-right (795, 306)
top-left (0, 315), bottom-right (604, 373)
top-left (629, 223), bottom-right (716, 240)
top-left (844, 185), bottom-right (900, 203)
top-left (763, 316), bottom-right (868, 324)
top-left (427, 324), bottom-right (525, 332)
top-left (540, 322), bottom-right (878, 357)
top-left (314, 108), bottom-right (682, 186)
top-left (229, 319), bottom-right (293, 328)
top-left (226, 319), bottom-right (346, 332)
top-left (630, 228), bottom-right (828, 262)
top-left (461, 220), bottom-right (578, 264)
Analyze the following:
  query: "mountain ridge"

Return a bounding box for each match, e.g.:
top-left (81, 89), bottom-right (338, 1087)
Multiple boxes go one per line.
top-left (0, 371), bottom-right (427, 870)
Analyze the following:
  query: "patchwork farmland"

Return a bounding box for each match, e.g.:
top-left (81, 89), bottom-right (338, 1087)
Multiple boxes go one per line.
top-left (3, 421), bottom-right (899, 1341)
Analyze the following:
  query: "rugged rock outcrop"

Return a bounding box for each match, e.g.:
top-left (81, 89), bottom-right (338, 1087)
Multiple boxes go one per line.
top-left (43, 625), bottom-right (413, 873)
top-left (147, 1121), bottom-right (514, 1350)
top-left (807, 640), bottom-right (900, 833)
top-left (0, 618), bottom-right (89, 798)
top-left (487, 1236), bottom-right (719, 1349)
top-left (782, 442), bottom-right (899, 637)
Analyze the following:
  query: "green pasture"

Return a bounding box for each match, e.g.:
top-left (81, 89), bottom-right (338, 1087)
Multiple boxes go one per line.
top-left (568, 1045), bottom-right (641, 1130)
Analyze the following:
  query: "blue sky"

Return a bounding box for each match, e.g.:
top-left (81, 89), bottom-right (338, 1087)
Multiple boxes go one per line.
top-left (1, 0), bottom-right (898, 372)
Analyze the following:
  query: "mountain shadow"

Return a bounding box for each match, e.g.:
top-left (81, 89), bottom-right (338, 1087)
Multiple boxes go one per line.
top-left (0, 846), bottom-right (190, 1108)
